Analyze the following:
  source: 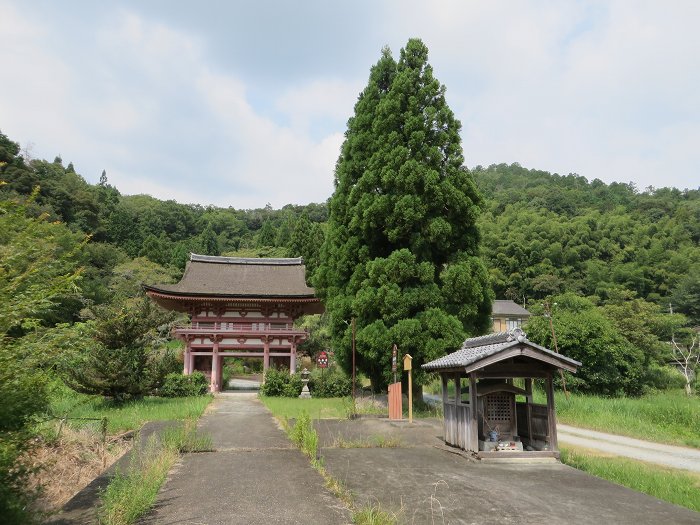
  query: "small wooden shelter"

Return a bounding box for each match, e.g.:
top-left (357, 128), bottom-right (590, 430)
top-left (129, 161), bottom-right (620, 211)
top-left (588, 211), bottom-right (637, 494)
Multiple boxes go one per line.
top-left (422, 329), bottom-right (580, 459)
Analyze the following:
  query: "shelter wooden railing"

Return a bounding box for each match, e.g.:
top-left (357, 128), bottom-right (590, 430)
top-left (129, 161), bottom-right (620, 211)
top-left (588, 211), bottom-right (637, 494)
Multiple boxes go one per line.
top-left (444, 403), bottom-right (476, 451)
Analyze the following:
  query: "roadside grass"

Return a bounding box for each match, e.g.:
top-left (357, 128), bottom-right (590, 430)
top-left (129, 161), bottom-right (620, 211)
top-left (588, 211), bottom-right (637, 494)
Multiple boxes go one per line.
top-left (47, 383), bottom-right (212, 433)
top-left (560, 445), bottom-right (700, 513)
top-left (98, 436), bottom-right (177, 525)
top-left (98, 419), bottom-right (211, 525)
top-left (260, 396), bottom-right (350, 419)
top-left (547, 389), bottom-right (700, 448)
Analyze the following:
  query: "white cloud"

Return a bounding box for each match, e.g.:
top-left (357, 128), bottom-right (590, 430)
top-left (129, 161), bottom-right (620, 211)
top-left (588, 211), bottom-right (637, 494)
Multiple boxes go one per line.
top-left (275, 79), bottom-right (362, 134)
top-left (1, 0), bottom-right (698, 212)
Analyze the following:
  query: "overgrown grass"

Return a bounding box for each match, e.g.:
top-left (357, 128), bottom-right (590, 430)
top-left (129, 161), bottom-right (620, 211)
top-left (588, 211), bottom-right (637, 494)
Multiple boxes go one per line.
top-left (260, 396), bottom-right (348, 419)
top-left (561, 446), bottom-right (700, 512)
top-left (48, 383), bottom-right (212, 433)
top-left (98, 419), bottom-right (210, 525)
top-left (98, 436), bottom-right (176, 525)
top-left (353, 504), bottom-right (400, 524)
top-left (548, 389), bottom-right (700, 448)
top-left (288, 411), bottom-right (319, 462)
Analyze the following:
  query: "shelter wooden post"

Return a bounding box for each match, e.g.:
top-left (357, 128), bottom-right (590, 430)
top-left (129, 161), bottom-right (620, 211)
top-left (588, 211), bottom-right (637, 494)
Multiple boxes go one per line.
top-left (524, 378), bottom-right (533, 403)
top-left (468, 373), bottom-right (478, 451)
top-left (545, 374), bottom-right (558, 451)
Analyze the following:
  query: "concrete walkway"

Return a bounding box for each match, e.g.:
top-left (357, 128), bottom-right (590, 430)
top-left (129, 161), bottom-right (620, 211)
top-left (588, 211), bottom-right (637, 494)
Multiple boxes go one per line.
top-left (139, 393), bottom-right (350, 525)
top-left (558, 424), bottom-right (700, 473)
top-left (317, 418), bottom-right (700, 525)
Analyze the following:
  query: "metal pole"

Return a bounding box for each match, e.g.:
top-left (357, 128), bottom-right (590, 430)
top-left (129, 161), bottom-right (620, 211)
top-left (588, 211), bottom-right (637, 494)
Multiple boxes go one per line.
top-left (351, 317), bottom-right (356, 400)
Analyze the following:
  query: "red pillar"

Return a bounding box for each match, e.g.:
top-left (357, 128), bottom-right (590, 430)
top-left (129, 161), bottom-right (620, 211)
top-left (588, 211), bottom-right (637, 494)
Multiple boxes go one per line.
top-left (289, 341), bottom-right (297, 374)
top-left (211, 343), bottom-right (220, 392)
top-left (183, 343), bottom-right (191, 375)
top-left (263, 339), bottom-right (270, 374)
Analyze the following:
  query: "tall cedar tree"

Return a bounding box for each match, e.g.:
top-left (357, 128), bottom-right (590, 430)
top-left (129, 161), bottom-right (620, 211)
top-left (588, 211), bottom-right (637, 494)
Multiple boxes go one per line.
top-left (316, 40), bottom-right (493, 392)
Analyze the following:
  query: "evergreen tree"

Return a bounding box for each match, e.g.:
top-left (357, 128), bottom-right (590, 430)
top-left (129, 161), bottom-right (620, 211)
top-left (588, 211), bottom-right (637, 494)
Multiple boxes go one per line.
top-left (257, 218), bottom-right (276, 247)
top-left (139, 233), bottom-right (168, 266)
top-left (199, 223), bottom-right (220, 256)
top-left (60, 298), bottom-right (178, 401)
top-left (288, 213), bottom-right (324, 276)
top-left (316, 39), bottom-right (493, 393)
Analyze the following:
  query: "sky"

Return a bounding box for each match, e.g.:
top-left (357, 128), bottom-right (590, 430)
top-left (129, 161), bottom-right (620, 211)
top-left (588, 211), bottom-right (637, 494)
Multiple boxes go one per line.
top-left (1, 1), bottom-right (698, 209)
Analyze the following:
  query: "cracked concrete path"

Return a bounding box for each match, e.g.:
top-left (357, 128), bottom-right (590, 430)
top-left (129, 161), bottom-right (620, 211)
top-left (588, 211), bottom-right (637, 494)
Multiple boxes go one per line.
top-left (139, 393), bottom-right (350, 525)
top-left (558, 424), bottom-right (700, 473)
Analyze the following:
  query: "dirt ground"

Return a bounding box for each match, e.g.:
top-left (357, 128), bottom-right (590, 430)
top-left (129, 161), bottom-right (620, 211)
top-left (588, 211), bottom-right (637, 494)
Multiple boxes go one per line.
top-left (28, 425), bottom-right (131, 513)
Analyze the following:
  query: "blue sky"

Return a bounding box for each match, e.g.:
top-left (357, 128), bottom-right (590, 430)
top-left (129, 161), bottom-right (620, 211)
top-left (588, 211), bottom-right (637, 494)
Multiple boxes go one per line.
top-left (1, 1), bottom-right (698, 208)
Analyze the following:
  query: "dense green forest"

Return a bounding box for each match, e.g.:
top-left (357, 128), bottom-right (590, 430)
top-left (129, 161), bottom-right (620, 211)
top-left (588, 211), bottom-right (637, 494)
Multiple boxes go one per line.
top-left (2, 130), bottom-right (698, 326)
top-left (2, 125), bottom-right (698, 394)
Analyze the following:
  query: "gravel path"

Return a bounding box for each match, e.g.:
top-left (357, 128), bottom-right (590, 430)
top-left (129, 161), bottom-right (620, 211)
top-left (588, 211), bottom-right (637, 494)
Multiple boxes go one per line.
top-left (558, 424), bottom-right (700, 473)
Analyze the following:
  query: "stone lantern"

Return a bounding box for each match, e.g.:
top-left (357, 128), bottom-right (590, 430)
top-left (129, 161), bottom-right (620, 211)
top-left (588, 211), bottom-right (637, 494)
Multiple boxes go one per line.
top-left (299, 367), bottom-right (312, 399)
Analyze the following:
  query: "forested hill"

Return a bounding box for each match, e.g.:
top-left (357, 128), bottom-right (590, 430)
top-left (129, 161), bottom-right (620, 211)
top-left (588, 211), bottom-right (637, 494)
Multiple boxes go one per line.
top-left (1, 131), bottom-right (698, 325)
top-left (474, 164), bottom-right (699, 312)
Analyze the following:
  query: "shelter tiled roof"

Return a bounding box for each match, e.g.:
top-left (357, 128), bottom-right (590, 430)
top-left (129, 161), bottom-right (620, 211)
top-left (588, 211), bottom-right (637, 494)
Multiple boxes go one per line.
top-left (492, 300), bottom-right (531, 317)
top-left (422, 329), bottom-right (580, 371)
top-left (144, 254), bottom-right (316, 298)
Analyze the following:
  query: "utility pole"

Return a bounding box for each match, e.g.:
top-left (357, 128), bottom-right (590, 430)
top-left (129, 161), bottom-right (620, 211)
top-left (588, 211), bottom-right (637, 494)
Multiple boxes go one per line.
top-left (544, 300), bottom-right (569, 400)
top-left (351, 317), bottom-right (356, 400)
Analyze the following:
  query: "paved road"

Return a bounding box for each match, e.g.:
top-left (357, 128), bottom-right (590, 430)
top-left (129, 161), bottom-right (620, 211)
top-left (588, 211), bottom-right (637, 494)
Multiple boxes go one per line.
top-left (558, 424), bottom-right (700, 473)
top-left (139, 393), bottom-right (350, 525)
top-left (323, 446), bottom-right (700, 525)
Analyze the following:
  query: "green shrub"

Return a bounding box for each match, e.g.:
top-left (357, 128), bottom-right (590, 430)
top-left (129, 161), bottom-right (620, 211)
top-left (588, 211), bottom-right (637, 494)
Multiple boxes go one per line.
top-left (260, 368), bottom-right (302, 397)
top-left (644, 364), bottom-right (688, 391)
top-left (310, 367), bottom-right (352, 397)
top-left (288, 411), bottom-right (318, 460)
top-left (160, 372), bottom-right (209, 397)
top-left (221, 359), bottom-right (246, 384)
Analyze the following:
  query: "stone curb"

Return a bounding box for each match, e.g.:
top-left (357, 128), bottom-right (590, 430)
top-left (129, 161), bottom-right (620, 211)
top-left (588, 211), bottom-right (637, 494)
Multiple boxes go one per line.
top-left (45, 420), bottom-right (181, 525)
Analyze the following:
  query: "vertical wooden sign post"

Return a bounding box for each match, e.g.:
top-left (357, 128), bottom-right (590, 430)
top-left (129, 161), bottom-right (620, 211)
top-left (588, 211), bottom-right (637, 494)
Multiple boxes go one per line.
top-left (403, 354), bottom-right (413, 423)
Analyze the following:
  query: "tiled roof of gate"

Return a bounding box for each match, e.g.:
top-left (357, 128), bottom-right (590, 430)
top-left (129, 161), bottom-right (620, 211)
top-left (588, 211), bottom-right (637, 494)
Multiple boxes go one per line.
top-left (422, 329), bottom-right (580, 371)
top-left (143, 253), bottom-right (317, 298)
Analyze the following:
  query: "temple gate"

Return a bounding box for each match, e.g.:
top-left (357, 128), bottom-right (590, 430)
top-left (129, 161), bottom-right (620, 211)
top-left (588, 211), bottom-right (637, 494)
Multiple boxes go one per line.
top-left (145, 254), bottom-right (323, 392)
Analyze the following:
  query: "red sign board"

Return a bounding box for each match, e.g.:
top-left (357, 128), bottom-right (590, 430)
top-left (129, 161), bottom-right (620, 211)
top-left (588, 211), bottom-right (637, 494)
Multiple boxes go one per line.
top-left (317, 351), bottom-right (328, 368)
